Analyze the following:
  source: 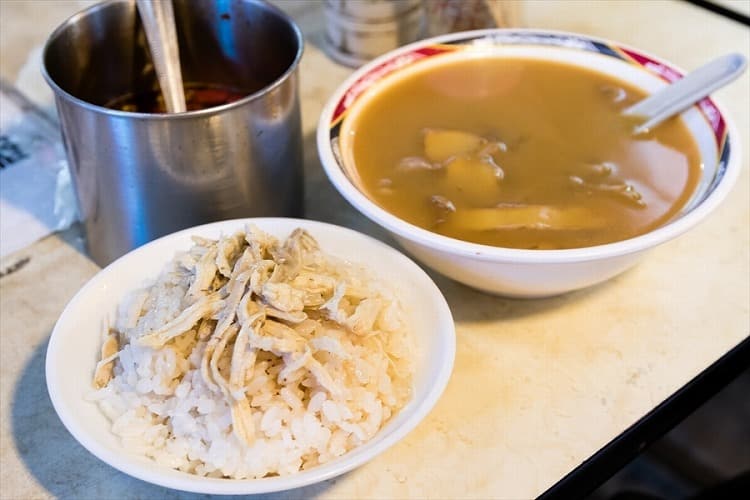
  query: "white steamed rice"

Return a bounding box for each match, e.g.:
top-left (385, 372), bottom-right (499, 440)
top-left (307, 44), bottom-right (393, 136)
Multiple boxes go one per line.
top-left (89, 226), bottom-right (412, 479)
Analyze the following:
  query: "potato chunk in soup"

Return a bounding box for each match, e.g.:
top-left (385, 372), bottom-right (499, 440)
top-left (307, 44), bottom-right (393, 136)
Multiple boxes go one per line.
top-left (423, 129), bottom-right (485, 162)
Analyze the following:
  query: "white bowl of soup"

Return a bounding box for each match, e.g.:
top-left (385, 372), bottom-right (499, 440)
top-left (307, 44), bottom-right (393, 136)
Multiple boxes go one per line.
top-left (317, 29), bottom-right (741, 297)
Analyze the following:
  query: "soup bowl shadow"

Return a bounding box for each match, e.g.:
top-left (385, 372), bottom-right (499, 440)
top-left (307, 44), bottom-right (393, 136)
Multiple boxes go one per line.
top-left (317, 29), bottom-right (742, 298)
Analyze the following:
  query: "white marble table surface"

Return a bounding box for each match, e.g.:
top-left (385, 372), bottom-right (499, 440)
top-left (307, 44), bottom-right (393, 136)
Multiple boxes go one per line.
top-left (1, 1), bottom-right (748, 498)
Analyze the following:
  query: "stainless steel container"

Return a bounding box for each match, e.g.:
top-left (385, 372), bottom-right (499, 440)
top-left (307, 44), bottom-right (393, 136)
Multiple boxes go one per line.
top-left (325, 0), bottom-right (422, 20)
top-left (42, 0), bottom-right (304, 266)
top-left (324, 0), bottom-right (425, 67)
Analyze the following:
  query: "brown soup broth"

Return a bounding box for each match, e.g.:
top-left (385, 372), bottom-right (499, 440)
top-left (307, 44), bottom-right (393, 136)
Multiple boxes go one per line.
top-left (342, 56), bottom-right (702, 250)
top-left (106, 84), bottom-right (249, 113)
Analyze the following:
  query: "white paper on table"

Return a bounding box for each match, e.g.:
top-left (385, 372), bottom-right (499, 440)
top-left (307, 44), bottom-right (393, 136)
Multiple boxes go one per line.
top-left (0, 81), bottom-right (79, 257)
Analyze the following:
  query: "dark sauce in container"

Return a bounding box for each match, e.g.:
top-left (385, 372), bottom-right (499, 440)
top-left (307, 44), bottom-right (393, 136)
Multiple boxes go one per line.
top-left (106, 84), bottom-right (248, 113)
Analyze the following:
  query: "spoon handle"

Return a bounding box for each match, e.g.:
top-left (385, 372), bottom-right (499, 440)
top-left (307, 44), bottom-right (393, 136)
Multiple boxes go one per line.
top-left (624, 53), bottom-right (746, 134)
top-left (136, 0), bottom-right (186, 113)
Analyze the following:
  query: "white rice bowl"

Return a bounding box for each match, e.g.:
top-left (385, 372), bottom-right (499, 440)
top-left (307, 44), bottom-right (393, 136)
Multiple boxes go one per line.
top-left (46, 218), bottom-right (455, 494)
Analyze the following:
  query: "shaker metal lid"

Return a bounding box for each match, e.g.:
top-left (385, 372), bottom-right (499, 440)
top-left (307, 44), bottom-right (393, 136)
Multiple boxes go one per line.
top-left (324, 0), bottom-right (423, 22)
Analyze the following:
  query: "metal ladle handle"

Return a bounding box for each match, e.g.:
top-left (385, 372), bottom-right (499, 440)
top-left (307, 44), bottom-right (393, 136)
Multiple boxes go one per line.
top-left (136, 0), bottom-right (186, 113)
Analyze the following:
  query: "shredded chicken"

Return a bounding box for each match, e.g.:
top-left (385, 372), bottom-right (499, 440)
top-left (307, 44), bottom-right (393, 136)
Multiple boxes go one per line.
top-left (136, 294), bottom-right (224, 348)
top-left (94, 226), bottom-right (408, 447)
top-left (187, 247), bottom-right (218, 300)
top-left (93, 330), bottom-right (119, 388)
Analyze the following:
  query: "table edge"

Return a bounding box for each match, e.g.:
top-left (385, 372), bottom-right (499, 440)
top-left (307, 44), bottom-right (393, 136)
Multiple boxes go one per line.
top-left (539, 334), bottom-right (750, 499)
